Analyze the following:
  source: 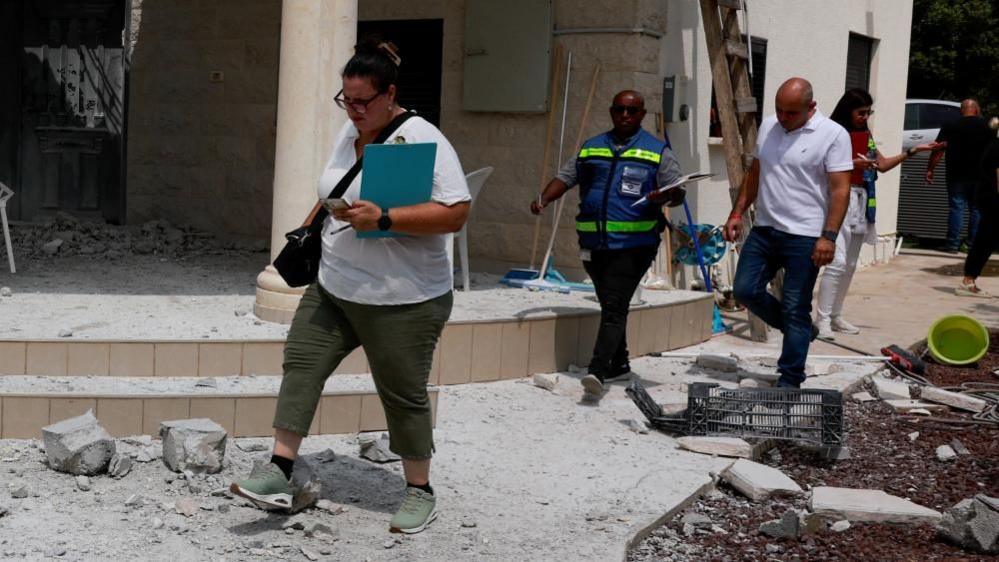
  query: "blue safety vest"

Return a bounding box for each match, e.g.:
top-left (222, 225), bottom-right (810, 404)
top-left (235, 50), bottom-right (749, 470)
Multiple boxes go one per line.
top-left (574, 129), bottom-right (670, 250)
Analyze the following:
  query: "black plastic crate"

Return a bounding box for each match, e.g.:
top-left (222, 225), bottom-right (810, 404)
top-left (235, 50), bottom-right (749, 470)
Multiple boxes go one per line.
top-left (627, 380), bottom-right (844, 447)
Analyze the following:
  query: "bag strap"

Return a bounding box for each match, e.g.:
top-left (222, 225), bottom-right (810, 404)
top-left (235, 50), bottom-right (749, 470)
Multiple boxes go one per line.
top-left (323, 110), bottom-right (416, 201)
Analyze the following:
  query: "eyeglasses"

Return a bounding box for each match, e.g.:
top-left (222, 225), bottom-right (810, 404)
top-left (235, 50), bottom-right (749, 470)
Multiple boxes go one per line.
top-left (611, 104), bottom-right (644, 115)
top-left (857, 109), bottom-right (875, 117)
top-left (334, 89), bottom-right (384, 114)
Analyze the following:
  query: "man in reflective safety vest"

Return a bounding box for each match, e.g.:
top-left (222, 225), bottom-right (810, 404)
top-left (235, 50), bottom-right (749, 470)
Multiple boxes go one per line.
top-left (531, 90), bottom-right (685, 396)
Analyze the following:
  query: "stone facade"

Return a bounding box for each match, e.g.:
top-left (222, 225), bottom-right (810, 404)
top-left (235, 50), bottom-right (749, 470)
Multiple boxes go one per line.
top-left (126, 0), bottom-right (281, 239)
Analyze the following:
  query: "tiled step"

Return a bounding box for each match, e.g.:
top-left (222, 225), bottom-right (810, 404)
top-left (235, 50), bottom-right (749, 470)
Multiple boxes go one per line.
top-left (0, 296), bottom-right (714, 381)
top-left (0, 374), bottom-right (437, 439)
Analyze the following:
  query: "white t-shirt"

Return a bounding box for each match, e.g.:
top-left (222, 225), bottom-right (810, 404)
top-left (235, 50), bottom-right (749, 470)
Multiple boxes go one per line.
top-left (316, 116), bottom-right (470, 305)
top-left (753, 111), bottom-right (853, 237)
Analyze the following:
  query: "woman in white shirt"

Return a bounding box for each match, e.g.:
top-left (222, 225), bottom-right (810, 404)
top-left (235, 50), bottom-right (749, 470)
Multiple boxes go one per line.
top-left (231, 40), bottom-right (470, 535)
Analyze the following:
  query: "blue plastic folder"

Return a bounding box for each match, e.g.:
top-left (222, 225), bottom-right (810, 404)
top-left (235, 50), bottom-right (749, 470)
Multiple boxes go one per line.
top-left (357, 142), bottom-right (437, 238)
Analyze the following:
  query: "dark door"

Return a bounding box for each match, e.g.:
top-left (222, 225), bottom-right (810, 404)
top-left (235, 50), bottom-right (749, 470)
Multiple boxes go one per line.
top-left (357, 19), bottom-right (444, 127)
top-left (15, 0), bottom-right (127, 223)
top-left (845, 33), bottom-right (873, 91)
top-left (0, 1), bottom-right (20, 200)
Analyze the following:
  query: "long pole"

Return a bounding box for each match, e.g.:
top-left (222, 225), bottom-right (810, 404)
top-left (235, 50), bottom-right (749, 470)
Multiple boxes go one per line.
top-left (536, 51), bottom-right (573, 282)
top-left (529, 45), bottom-right (564, 271)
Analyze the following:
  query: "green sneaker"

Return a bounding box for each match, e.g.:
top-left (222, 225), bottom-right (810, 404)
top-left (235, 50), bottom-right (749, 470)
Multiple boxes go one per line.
top-left (389, 487), bottom-right (438, 534)
top-left (229, 462), bottom-right (294, 510)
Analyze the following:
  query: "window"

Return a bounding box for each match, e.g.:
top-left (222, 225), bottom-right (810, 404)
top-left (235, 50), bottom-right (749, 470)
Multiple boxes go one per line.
top-left (919, 103), bottom-right (961, 130)
top-left (709, 36), bottom-right (767, 138)
top-left (845, 33), bottom-right (874, 91)
top-left (903, 104), bottom-right (919, 130)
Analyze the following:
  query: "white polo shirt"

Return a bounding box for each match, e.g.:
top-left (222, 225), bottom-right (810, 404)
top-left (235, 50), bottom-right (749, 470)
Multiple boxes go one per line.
top-left (316, 116), bottom-right (470, 305)
top-left (753, 111), bottom-right (853, 237)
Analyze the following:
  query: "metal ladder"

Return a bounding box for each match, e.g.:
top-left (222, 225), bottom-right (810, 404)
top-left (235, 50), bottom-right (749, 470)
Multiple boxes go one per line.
top-left (0, 182), bottom-right (14, 274)
top-left (699, 0), bottom-right (768, 341)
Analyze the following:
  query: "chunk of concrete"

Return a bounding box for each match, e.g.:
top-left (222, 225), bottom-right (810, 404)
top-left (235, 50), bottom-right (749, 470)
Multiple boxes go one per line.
top-left (830, 520), bottom-right (851, 532)
top-left (810, 487), bottom-right (942, 524)
top-left (920, 387), bottom-right (987, 413)
top-left (721, 459), bottom-right (803, 501)
top-left (42, 410), bottom-right (116, 476)
top-left (696, 354), bottom-right (739, 372)
top-left (936, 445), bottom-right (957, 462)
top-left (108, 453), bottom-right (133, 478)
top-left (937, 495), bottom-right (999, 554)
top-left (870, 376), bottom-right (912, 400)
top-left (358, 433), bottom-right (400, 464)
top-left (676, 436), bottom-right (753, 459)
top-left (851, 391), bottom-right (876, 402)
top-left (160, 418), bottom-right (228, 474)
top-left (532, 373), bottom-right (558, 392)
top-left (174, 498), bottom-right (200, 517)
top-left (759, 509), bottom-right (803, 539)
top-left (884, 400), bottom-right (949, 414)
top-left (951, 439), bottom-right (971, 456)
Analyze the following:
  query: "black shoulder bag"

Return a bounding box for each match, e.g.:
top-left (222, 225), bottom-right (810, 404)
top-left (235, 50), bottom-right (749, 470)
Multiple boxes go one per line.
top-left (273, 111), bottom-right (415, 288)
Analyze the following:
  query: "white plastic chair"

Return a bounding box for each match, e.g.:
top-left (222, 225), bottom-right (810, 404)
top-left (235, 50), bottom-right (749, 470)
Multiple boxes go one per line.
top-left (454, 167), bottom-right (493, 292)
top-left (0, 182), bottom-right (14, 274)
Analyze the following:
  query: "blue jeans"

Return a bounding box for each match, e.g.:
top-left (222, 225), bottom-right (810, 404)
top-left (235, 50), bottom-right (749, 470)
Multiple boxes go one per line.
top-left (946, 182), bottom-right (981, 250)
top-left (733, 227), bottom-right (820, 387)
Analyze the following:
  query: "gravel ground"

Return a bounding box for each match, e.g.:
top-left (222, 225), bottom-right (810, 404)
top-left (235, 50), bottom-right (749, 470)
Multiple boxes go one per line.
top-left (628, 347), bottom-right (999, 562)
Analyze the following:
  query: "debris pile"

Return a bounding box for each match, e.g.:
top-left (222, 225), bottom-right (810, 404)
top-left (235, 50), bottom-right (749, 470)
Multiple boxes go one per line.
top-left (10, 212), bottom-right (267, 260)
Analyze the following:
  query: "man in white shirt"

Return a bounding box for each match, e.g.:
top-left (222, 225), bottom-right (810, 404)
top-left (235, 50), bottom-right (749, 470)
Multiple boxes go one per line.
top-left (723, 77), bottom-right (852, 388)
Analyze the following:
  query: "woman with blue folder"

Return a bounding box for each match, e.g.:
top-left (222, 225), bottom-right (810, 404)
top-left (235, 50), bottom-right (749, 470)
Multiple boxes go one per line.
top-left (231, 40), bottom-right (471, 535)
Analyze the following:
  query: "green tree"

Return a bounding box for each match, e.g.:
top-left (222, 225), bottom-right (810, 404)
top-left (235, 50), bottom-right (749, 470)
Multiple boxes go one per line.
top-left (908, 0), bottom-right (999, 118)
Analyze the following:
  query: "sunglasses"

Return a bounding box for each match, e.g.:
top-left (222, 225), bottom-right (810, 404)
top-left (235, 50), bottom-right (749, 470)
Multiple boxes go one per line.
top-left (611, 105), bottom-right (644, 115)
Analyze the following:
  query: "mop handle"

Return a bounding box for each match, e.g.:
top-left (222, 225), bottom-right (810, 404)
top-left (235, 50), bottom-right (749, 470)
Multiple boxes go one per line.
top-left (681, 199), bottom-right (712, 293)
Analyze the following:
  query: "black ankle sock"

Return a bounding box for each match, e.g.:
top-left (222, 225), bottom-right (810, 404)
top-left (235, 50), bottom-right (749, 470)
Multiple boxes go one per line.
top-left (270, 455), bottom-right (294, 480)
top-left (407, 482), bottom-right (433, 495)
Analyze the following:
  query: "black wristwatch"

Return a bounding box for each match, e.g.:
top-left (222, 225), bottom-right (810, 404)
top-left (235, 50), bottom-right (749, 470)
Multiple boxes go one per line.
top-left (820, 230), bottom-right (838, 242)
top-left (377, 208), bottom-right (393, 231)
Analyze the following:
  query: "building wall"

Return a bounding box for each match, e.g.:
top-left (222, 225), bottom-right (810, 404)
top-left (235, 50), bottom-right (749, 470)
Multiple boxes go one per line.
top-left (662, 0), bottom-right (913, 275)
top-left (125, 0), bottom-right (281, 239)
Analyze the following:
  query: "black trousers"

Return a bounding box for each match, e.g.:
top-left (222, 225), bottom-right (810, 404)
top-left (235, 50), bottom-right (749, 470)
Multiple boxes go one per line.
top-left (964, 199), bottom-right (998, 278)
top-left (582, 246), bottom-right (657, 380)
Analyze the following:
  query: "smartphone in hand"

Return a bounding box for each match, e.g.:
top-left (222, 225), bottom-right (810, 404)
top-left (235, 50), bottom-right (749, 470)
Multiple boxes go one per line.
top-left (320, 198), bottom-right (351, 213)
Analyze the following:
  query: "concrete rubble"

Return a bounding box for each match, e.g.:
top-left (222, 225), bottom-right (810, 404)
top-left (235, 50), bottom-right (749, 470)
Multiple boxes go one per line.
top-left (42, 410), bottom-right (116, 476)
top-left (108, 453), bottom-right (134, 478)
top-left (830, 520), bottom-right (851, 532)
top-left (809, 487), bottom-right (942, 524)
top-left (869, 375), bottom-right (912, 400)
top-left (358, 433), bottom-right (400, 463)
top-left (160, 418), bottom-right (228, 474)
top-left (936, 445), bottom-right (957, 462)
top-left (695, 354), bottom-right (739, 372)
top-left (884, 399), bottom-right (949, 414)
top-left (532, 373), bottom-right (559, 392)
top-left (950, 439), bottom-right (971, 455)
top-left (758, 509), bottom-right (819, 539)
top-left (937, 495), bottom-right (999, 554)
top-left (676, 436), bottom-right (753, 459)
top-left (720, 459), bottom-right (803, 501)
top-left (919, 386), bottom-right (988, 413)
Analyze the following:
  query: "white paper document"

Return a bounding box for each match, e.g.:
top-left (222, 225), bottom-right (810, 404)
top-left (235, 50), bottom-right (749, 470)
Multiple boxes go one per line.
top-left (630, 172), bottom-right (716, 207)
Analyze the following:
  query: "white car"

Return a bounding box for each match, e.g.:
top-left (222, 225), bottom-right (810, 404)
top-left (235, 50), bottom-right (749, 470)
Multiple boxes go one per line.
top-left (902, 99), bottom-right (961, 150)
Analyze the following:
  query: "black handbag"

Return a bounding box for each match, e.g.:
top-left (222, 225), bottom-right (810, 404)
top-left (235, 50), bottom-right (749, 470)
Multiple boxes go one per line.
top-left (273, 112), bottom-right (415, 287)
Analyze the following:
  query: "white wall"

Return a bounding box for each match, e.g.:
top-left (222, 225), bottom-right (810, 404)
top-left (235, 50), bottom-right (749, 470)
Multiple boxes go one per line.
top-left (661, 0), bottom-right (913, 269)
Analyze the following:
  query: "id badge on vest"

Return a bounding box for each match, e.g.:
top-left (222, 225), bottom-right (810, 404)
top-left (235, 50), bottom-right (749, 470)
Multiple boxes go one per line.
top-left (620, 166), bottom-right (649, 198)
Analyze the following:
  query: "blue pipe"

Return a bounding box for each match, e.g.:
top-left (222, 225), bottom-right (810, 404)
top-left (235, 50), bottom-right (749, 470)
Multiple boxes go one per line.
top-left (681, 200), bottom-right (712, 293)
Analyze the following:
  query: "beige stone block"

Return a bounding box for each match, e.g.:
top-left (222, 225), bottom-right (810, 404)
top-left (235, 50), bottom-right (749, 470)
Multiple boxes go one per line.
top-left (110, 343), bottom-right (155, 376)
top-left (527, 318), bottom-right (557, 374)
top-left (639, 308), bottom-right (663, 356)
top-left (0, 342), bottom-right (26, 375)
top-left (359, 394), bottom-right (387, 432)
top-left (320, 394), bottom-right (362, 435)
top-left (577, 314), bottom-right (600, 366)
top-left (334, 347), bottom-right (368, 375)
top-left (667, 303), bottom-right (690, 350)
top-left (438, 324), bottom-right (473, 385)
top-left (654, 305), bottom-right (673, 351)
top-left (26, 342), bottom-right (67, 376)
top-left (67, 343), bottom-right (110, 376)
top-left (554, 316), bottom-right (580, 371)
top-left (96, 398), bottom-right (144, 437)
top-left (190, 398), bottom-right (236, 435)
top-left (470, 323), bottom-right (503, 382)
top-left (154, 343), bottom-right (199, 377)
top-left (198, 343), bottom-right (242, 376)
top-left (500, 321), bottom-right (531, 380)
top-left (428, 344), bottom-right (443, 386)
top-left (2, 397), bottom-right (49, 439)
top-left (242, 342), bottom-right (284, 376)
top-left (309, 401), bottom-right (321, 436)
top-left (626, 310), bottom-right (642, 358)
top-left (430, 391), bottom-right (439, 425)
top-left (49, 398), bottom-right (97, 424)
top-left (142, 398), bottom-right (190, 435)
top-left (693, 299), bottom-right (713, 342)
top-left (234, 397), bottom-right (277, 437)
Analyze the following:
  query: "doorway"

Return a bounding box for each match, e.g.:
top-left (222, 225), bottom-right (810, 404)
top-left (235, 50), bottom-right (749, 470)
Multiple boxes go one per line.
top-left (1, 0), bottom-right (128, 223)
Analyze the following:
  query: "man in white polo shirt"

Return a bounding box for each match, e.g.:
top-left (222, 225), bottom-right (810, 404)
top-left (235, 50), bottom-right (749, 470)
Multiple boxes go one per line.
top-left (723, 77), bottom-right (852, 388)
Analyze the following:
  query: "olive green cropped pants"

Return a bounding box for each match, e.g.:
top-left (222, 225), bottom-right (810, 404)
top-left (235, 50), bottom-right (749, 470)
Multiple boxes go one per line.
top-left (273, 283), bottom-right (452, 459)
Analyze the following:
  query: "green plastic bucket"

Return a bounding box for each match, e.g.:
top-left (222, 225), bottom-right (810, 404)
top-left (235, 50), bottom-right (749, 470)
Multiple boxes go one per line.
top-left (927, 315), bottom-right (990, 365)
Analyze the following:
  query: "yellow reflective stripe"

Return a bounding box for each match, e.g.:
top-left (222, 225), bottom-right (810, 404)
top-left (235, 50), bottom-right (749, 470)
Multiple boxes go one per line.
top-left (620, 148), bottom-right (661, 164)
top-left (868, 198), bottom-right (876, 207)
top-left (576, 220), bottom-right (657, 233)
top-left (578, 147), bottom-right (614, 158)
